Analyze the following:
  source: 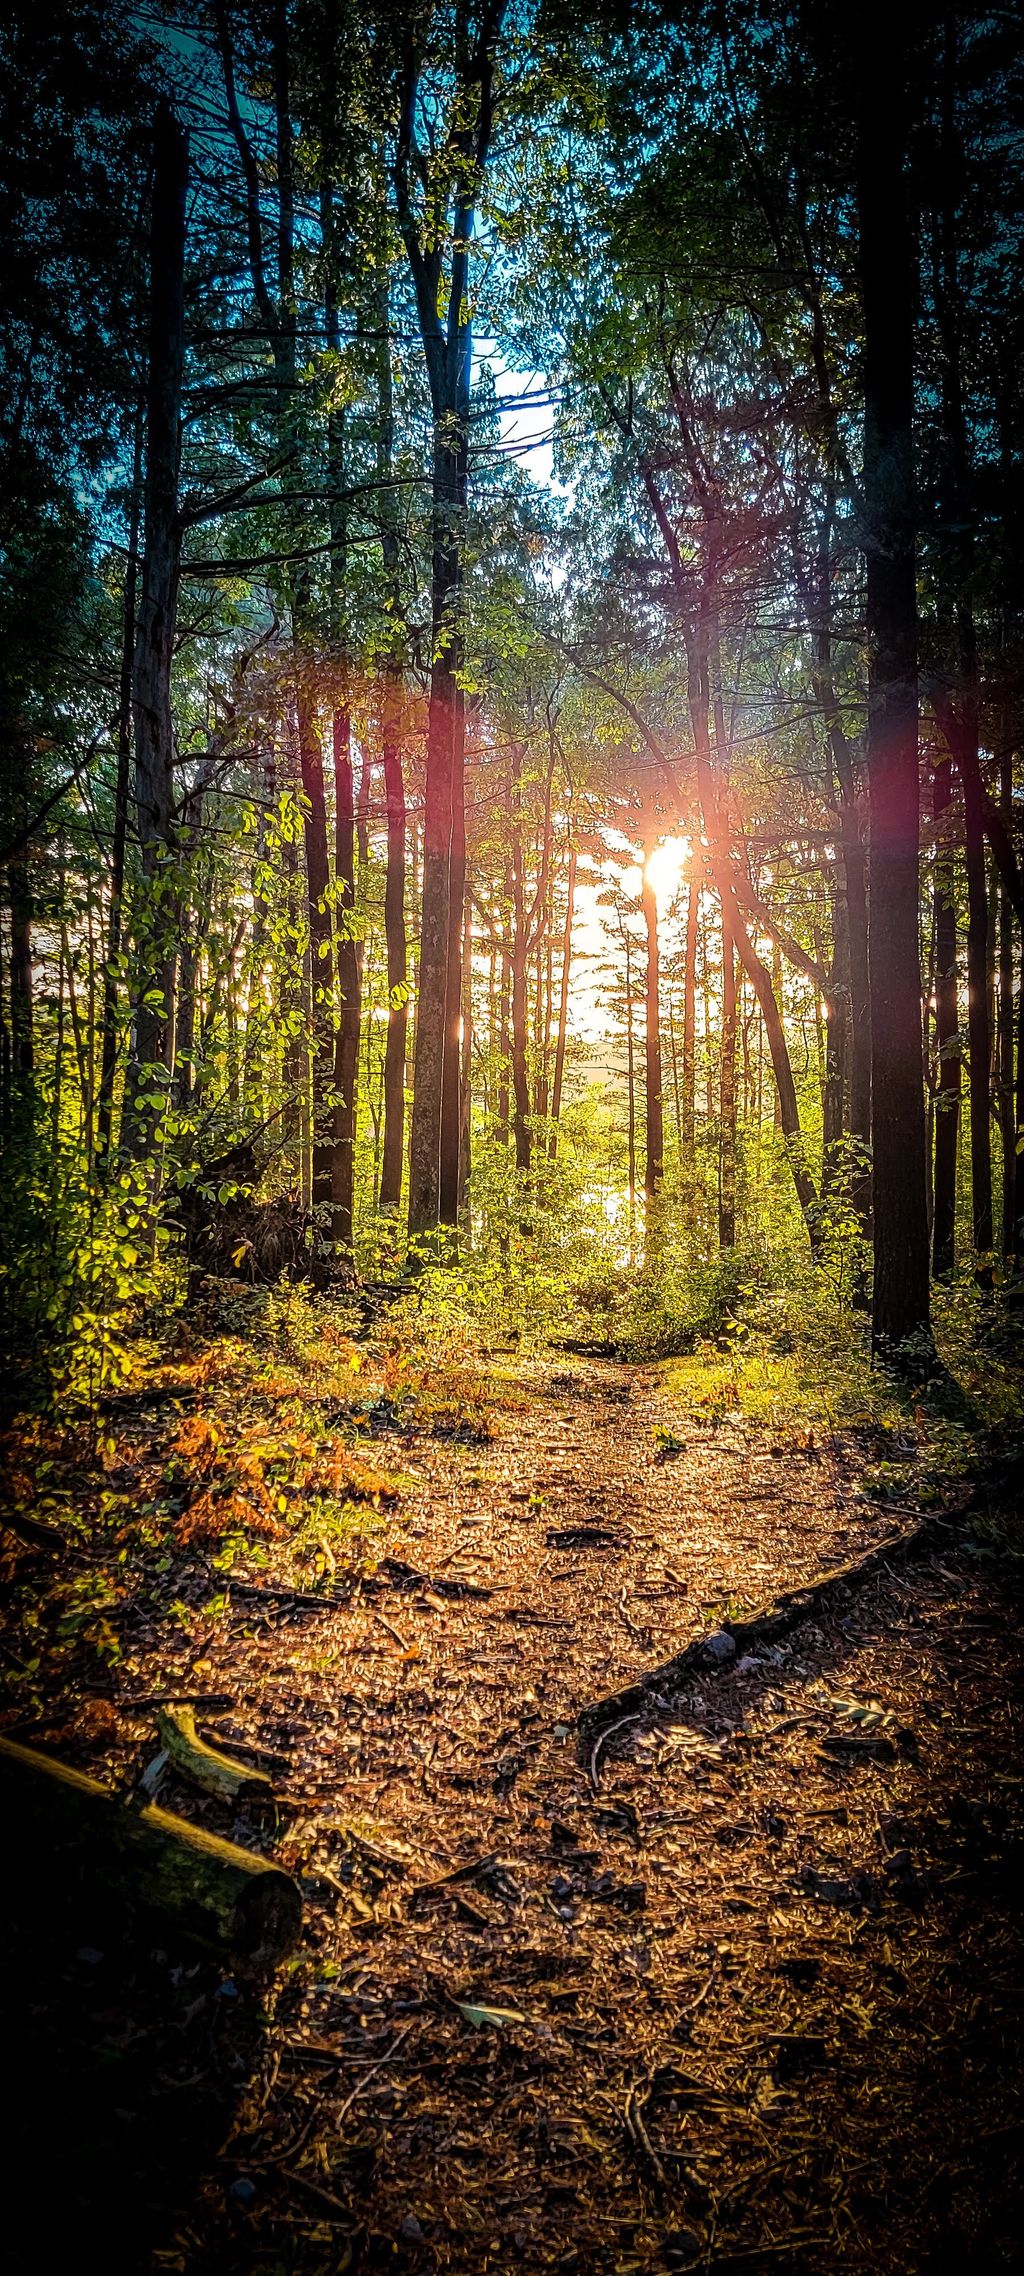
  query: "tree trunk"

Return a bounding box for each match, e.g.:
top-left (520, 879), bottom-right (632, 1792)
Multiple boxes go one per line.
top-left (641, 860), bottom-right (664, 1202)
top-left (0, 1736), bottom-right (300, 1961)
top-left (332, 705), bottom-right (360, 1254)
top-left (122, 103), bottom-right (188, 1162)
top-left (998, 743), bottom-right (1017, 1258)
top-left (686, 624), bottom-right (819, 1244)
top-left (719, 907), bottom-right (736, 1246)
top-left (397, 10), bottom-right (504, 1238)
top-left (438, 670), bottom-right (466, 1226)
top-left (511, 942), bottom-right (531, 1173)
top-left (931, 750), bottom-right (960, 1277)
top-left (98, 414), bottom-right (142, 1161)
top-left (376, 269), bottom-right (408, 1214)
top-left (548, 846), bottom-right (576, 1161)
top-left (857, 16), bottom-right (931, 1355)
top-left (959, 681), bottom-right (994, 1258)
top-left (625, 924), bottom-right (636, 1248)
top-left (8, 857), bottom-right (33, 1091)
top-left (682, 842), bottom-right (699, 1152)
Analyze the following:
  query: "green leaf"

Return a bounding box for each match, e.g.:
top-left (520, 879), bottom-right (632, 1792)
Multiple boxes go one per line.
top-left (454, 2001), bottom-right (528, 2032)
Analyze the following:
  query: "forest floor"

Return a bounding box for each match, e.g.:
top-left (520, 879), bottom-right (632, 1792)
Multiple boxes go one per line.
top-left (2, 1292), bottom-right (1023, 2276)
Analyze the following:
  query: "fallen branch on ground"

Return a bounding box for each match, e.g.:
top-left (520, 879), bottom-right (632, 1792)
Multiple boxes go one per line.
top-left (0, 1734), bottom-right (301, 1959)
top-left (578, 1510), bottom-right (954, 1746)
top-left (155, 1702), bottom-right (275, 1807)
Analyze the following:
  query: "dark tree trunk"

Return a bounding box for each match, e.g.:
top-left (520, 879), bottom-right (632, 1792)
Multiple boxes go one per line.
top-left (380, 675), bottom-right (407, 1212)
top-left (98, 415), bottom-right (142, 1161)
top-left (438, 674), bottom-right (466, 1226)
top-left (376, 272), bottom-right (408, 1214)
top-left (396, 8), bottom-right (504, 1238)
top-left (8, 858), bottom-right (34, 1098)
top-left (998, 744), bottom-right (1017, 1258)
top-left (959, 683), bottom-right (994, 1258)
top-left (122, 103), bottom-right (188, 1161)
top-left (686, 625), bottom-right (819, 1244)
top-left (332, 706), bottom-right (360, 1254)
top-left (857, 17), bottom-right (931, 1355)
top-left (931, 751), bottom-right (960, 1278)
top-left (408, 505), bottom-right (461, 1233)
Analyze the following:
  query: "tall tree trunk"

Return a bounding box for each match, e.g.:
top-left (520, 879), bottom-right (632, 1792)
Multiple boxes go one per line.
top-left (625, 924), bottom-right (636, 1249)
top-left (548, 846), bottom-right (575, 1162)
top-left (376, 266), bottom-right (408, 1214)
top-left (98, 414), bottom-right (142, 1161)
top-left (857, 15), bottom-right (931, 1354)
top-left (332, 705), bottom-right (360, 1254)
top-left (719, 907), bottom-right (737, 1247)
top-left (459, 898), bottom-right (472, 1217)
top-left (8, 858), bottom-right (33, 1094)
top-left (959, 684), bottom-right (993, 1258)
top-left (937, 14), bottom-right (991, 1268)
top-left (438, 673), bottom-right (466, 1226)
top-left (641, 859), bottom-right (664, 1202)
top-left (686, 622), bottom-right (819, 1244)
top-left (323, 189), bottom-right (360, 1260)
top-left (497, 882), bottom-right (511, 1148)
top-left (122, 104), bottom-right (188, 1163)
top-left (931, 750), bottom-right (960, 1277)
top-left (998, 743), bottom-right (1017, 1258)
top-left (396, 8), bottom-right (505, 1237)
top-left (511, 940), bottom-right (531, 1173)
top-left (682, 842), bottom-right (699, 1152)
top-left (822, 887), bottom-right (850, 1184)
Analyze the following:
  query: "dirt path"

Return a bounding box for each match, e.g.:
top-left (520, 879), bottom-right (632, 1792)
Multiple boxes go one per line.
top-left (5, 1355), bottom-right (1024, 2273)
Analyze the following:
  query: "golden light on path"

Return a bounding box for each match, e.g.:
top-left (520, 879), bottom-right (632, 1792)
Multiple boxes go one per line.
top-left (643, 835), bottom-right (691, 907)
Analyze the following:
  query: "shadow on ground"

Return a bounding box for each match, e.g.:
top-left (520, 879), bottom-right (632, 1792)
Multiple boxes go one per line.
top-left (1, 1892), bottom-right (263, 2276)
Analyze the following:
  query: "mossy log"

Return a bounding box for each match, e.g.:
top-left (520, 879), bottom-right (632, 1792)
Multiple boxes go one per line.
top-left (155, 1703), bottom-right (274, 1808)
top-left (0, 1736), bottom-right (301, 1960)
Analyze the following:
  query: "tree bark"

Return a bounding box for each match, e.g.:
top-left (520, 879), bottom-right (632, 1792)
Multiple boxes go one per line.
top-left (376, 267), bottom-right (408, 1214)
top-left (998, 743), bottom-right (1017, 1258)
top-left (548, 846), bottom-right (576, 1161)
top-left (396, 8), bottom-right (505, 1237)
top-left (641, 859), bottom-right (664, 1202)
top-left (122, 103), bottom-right (188, 1161)
top-left (682, 841), bottom-right (700, 1152)
top-left (857, 15), bottom-right (932, 1354)
top-left (98, 414), bottom-right (142, 1161)
top-left (0, 1736), bottom-right (300, 1961)
top-left (931, 750), bottom-right (960, 1277)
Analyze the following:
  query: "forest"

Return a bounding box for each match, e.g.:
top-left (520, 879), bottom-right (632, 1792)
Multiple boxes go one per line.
top-left (1, 2), bottom-right (1023, 2272)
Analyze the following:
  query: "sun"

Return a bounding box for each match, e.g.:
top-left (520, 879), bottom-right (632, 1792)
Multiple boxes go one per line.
top-left (643, 835), bottom-right (690, 906)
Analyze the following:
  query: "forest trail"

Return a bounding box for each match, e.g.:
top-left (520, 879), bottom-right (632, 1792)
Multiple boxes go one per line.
top-left (6, 1344), bottom-right (1021, 2274)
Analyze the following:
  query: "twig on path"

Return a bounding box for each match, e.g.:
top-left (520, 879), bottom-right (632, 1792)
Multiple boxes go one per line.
top-left (335, 2023), bottom-right (416, 2126)
top-left (373, 1610), bottom-right (410, 1651)
top-left (122, 1691), bottom-right (235, 1713)
top-left (588, 1711), bottom-right (645, 1793)
top-left (625, 2073), bottom-right (666, 2193)
top-left (281, 2169), bottom-right (354, 2223)
top-left (617, 1586), bottom-right (650, 1648)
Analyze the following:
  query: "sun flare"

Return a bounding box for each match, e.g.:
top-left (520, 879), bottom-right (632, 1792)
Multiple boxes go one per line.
top-left (643, 835), bottom-right (691, 905)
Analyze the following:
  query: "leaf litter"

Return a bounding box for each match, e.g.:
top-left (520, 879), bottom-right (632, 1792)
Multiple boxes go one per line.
top-left (0, 1332), bottom-right (1022, 2272)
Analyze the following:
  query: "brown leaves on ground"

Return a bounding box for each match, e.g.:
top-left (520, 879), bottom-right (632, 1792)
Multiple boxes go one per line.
top-left (1, 1338), bottom-right (1022, 2274)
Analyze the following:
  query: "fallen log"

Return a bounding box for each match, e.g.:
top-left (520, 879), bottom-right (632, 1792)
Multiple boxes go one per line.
top-left (0, 1736), bottom-right (301, 1960)
top-left (155, 1703), bottom-right (274, 1808)
top-left (577, 1511), bottom-right (954, 1746)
